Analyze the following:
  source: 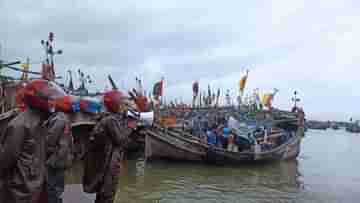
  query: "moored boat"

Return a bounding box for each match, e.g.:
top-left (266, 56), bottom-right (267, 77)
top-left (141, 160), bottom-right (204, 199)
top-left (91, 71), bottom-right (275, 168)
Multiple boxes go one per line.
top-left (145, 128), bottom-right (207, 161)
top-left (206, 133), bottom-right (301, 164)
top-left (346, 123), bottom-right (360, 133)
top-left (145, 121), bottom-right (302, 164)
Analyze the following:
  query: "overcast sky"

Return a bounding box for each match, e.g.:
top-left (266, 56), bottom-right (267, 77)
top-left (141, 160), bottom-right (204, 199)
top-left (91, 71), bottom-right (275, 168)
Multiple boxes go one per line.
top-left (1, 0), bottom-right (359, 121)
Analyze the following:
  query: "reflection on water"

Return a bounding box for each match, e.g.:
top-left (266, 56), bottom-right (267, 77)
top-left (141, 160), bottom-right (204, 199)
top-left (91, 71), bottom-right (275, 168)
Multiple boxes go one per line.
top-left (66, 159), bottom-right (303, 203)
top-left (118, 160), bottom-right (303, 203)
top-left (65, 129), bottom-right (360, 203)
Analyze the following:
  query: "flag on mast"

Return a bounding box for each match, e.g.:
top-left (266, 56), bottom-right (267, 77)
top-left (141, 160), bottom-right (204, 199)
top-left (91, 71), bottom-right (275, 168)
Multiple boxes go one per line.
top-left (20, 58), bottom-right (30, 80)
top-left (199, 91), bottom-right (202, 107)
top-left (215, 88), bottom-right (221, 107)
top-left (192, 81), bottom-right (199, 107)
top-left (160, 77), bottom-right (164, 96)
top-left (68, 70), bottom-right (74, 91)
top-left (152, 77), bottom-right (164, 100)
top-left (239, 69), bottom-right (249, 95)
top-left (203, 91), bottom-right (207, 106)
top-left (193, 81), bottom-right (199, 98)
top-left (261, 88), bottom-right (279, 109)
top-left (207, 85), bottom-right (212, 106)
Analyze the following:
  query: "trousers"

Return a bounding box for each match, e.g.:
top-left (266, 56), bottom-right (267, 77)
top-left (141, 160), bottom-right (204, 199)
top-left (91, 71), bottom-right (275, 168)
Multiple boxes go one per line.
top-left (47, 168), bottom-right (65, 203)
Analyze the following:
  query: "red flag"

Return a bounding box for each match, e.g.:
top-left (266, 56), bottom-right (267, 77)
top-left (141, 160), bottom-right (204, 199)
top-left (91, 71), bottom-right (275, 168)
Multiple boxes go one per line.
top-left (160, 79), bottom-right (164, 96)
top-left (41, 63), bottom-right (55, 81)
top-left (192, 81), bottom-right (199, 97)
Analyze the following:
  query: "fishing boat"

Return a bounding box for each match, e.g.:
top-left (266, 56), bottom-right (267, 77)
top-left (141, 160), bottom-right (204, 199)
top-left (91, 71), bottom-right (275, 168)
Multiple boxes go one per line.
top-left (305, 120), bottom-right (329, 130)
top-left (145, 127), bottom-right (208, 161)
top-left (145, 115), bottom-right (303, 164)
top-left (331, 123), bottom-right (340, 130)
top-left (206, 132), bottom-right (301, 164)
top-left (346, 123), bottom-right (360, 133)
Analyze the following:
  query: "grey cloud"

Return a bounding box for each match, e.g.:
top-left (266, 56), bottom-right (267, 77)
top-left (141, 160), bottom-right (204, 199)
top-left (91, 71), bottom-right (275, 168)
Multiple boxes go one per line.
top-left (2, 0), bottom-right (360, 120)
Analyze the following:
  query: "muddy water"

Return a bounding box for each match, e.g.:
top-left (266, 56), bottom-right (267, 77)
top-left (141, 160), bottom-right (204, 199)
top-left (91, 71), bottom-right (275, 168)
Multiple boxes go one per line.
top-left (64, 129), bottom-right (360, 203)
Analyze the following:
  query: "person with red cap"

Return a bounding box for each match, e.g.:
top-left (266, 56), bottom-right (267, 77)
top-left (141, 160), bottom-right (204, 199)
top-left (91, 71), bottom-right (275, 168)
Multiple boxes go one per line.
top-left (83, 90), bottom-right (137, 203)
top-left (0, 79), bottom-right (66, 203)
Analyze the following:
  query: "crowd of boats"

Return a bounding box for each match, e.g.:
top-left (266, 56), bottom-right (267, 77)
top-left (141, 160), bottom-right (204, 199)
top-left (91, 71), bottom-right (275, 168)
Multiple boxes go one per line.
top-left (0, 33), bottom-right (307, 166)
top-left (0, 104), bottom-right (305, 166)
top-left (0, 77), bottom-right (306, 165)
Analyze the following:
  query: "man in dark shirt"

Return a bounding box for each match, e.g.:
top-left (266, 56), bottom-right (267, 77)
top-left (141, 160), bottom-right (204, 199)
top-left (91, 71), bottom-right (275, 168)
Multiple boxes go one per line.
top-left (83, 90), bottom-right (136, 203)
top-left (0, 79), bottom-right (66, 203)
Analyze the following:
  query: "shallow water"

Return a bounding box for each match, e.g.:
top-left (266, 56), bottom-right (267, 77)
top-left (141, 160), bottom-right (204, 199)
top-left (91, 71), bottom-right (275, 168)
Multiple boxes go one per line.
top-left (64, 129), bottom-right (360, 203)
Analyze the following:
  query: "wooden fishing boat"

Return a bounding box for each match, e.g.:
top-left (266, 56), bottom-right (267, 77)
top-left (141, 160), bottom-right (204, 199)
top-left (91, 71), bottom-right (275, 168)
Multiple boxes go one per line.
top-left (206, 134), bottom-right (301, 164)
top-left (145, 124), bottom-right (302, 164)
top-left (145, 128), bottom-right (208, 161)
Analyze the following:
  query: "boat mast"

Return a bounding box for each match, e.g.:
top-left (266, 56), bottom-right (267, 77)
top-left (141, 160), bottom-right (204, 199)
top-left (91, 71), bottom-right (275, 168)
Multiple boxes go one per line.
top-left (292, 90), bottom-right (300, 109)
top-left (40, 32), bottom-right (62, 81)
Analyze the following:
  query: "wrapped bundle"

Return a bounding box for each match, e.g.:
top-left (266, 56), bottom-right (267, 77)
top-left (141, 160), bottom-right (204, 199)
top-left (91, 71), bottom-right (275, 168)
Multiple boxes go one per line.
top-left (79, 96), bottom-right (104, 114)
top-left (55, 95), bottom-right (80, 113)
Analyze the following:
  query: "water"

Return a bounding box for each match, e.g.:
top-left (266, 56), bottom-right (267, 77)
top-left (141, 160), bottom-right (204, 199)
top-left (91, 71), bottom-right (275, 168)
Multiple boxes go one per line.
top-left (64, 129), bottom-right (360, 203)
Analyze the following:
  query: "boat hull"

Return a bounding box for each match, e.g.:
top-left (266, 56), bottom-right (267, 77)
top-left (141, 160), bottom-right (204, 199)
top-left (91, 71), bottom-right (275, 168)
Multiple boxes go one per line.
top-left (145, 129), bottom-right (207, 162)
top-left (145, 127), bottom-right (302, 165)
top-left (207, 135), bottom-right (301, 164)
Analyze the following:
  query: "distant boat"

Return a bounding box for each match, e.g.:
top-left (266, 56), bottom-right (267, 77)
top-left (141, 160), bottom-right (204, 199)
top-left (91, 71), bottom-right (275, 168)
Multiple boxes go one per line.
top-left (346, 123), bottom-right (360, 133)
top-left (306, 120), bottom-right (328, 130)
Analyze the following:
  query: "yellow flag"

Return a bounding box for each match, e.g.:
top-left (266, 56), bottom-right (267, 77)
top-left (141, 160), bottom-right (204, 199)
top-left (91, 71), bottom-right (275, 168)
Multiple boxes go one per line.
top-left (262, 94), bottom-right (273, 107)
top-left (239, 75), bottom-right (247, 92)
top-left (21, 63), bottom-right (30, 80)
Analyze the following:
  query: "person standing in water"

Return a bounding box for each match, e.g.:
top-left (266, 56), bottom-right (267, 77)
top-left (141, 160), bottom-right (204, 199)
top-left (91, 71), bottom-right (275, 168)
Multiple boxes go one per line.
top-left (82, 90), bottom-right (137, 203)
